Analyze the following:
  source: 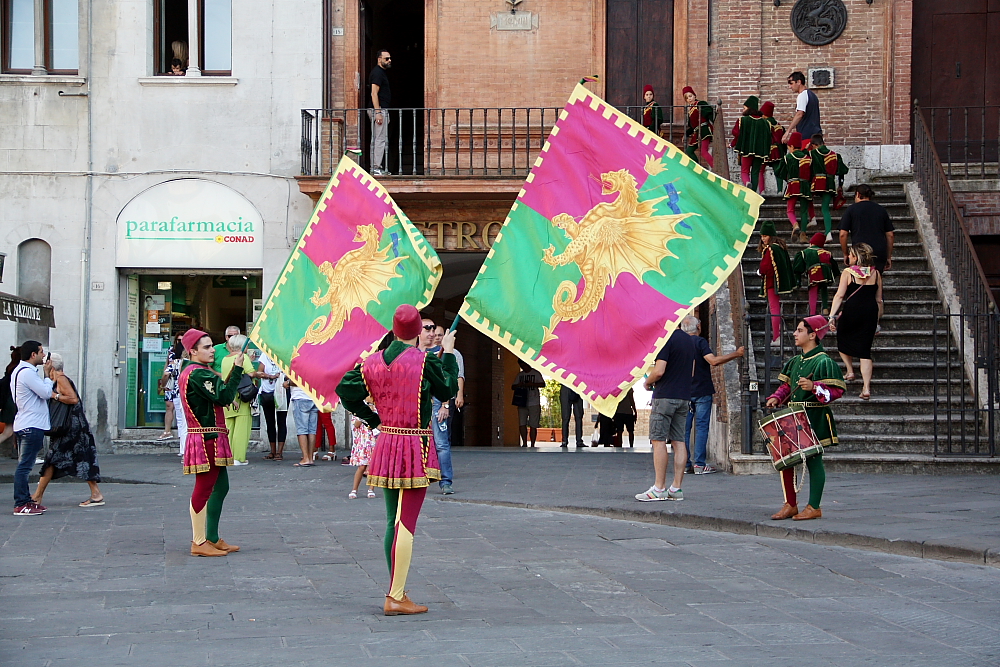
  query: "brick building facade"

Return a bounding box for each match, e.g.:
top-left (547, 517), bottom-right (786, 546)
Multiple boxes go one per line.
top-left (300, 0), bottom-right (921, 448)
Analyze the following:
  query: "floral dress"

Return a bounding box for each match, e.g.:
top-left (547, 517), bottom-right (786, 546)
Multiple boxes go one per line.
top-left (163, 348), bottom-right (181, 402)
top-left (349, 409), bottom-right (377, 466)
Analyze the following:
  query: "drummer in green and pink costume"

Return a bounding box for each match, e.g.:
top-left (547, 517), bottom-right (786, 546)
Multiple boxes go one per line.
top-left (765, 315), bottom-right (845, 521)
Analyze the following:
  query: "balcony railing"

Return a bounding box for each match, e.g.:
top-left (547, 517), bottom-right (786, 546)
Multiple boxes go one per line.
top-left (922, 105), bottom-right (1000, 179)
top-left (300, 105), bottom-right (709, 177)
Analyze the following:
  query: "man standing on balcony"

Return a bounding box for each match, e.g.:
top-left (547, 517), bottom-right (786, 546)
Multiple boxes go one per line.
top-left (369, 49), bottom-right (392, 176)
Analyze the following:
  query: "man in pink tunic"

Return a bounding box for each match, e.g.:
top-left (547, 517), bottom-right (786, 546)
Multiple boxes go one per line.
top-left (337, 305), bottom-right (459, 615)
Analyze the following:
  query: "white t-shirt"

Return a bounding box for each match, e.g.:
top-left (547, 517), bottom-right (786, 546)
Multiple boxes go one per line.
top-left (516, 369), bottom-right (543, 407)
top-left (289, 386), bottom-right (311, 402)
top-left (796, 90), bottom-right (810, 113)
top-left (257, 353), bottom-right (282, 393)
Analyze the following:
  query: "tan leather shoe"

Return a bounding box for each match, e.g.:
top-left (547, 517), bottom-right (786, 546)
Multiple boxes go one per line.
top-left (208, 539), bottom-right (240, 553)
top-left (191, 540), bottom-right (228, 557)
top-left (770, 503), bottom-right (798, 520)
top-left (792, 505), bottom-right (822, 521)
top-left (384, 593), bottom-right (428, 616)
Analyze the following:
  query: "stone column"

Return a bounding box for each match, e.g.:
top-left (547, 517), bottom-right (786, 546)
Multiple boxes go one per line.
top-left (186, 0), bottom-right (201, 76)
top-left (32, 0), bottom-right (46, 75)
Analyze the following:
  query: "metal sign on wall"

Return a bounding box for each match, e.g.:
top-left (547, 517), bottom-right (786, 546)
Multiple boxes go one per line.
top-left (116, 179), bottom-right (264, 269)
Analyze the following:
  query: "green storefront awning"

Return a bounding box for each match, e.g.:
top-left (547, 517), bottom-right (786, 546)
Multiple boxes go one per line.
top-left (0, 292), bottom-right (55, 328)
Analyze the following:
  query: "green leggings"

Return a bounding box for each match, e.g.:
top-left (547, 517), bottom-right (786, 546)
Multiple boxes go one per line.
top-left (817, 193), bottom-right (834, 235)
top-left (205, 467), bottom-right (229, 543)
top-left (806, 454), bottom-right (826, 509)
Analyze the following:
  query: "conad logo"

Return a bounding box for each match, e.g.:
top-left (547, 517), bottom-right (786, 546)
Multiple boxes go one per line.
top-left (215, 235), bottom-right (256, 243)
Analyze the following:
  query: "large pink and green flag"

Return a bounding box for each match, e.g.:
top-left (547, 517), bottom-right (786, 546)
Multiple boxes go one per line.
top-left (250, 156), bottom-right (441, 410)
top-left (460, 85), bottom-right (763, 415)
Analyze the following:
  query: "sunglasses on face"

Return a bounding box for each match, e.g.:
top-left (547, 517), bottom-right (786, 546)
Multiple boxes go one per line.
top-left (422, 325), bottom-right (435, 331)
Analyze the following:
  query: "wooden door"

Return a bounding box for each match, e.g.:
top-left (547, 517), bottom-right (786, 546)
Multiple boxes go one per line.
top-left (913, 1), bottom-right (1000, 162)
top-left (605, 0), bottom-right (673, 113)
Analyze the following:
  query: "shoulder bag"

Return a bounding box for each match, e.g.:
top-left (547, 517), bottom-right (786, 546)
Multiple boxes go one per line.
top-left (47, 378), bottom-right (76, 438)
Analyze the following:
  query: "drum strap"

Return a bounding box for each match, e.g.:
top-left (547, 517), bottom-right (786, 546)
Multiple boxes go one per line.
top-left (789, 401), bottom-right (825, 408)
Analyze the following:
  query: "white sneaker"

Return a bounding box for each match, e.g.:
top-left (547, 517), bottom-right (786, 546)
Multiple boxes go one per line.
top-left (232, 460), bottom-right (248, 466)
top-left (635, 486), bottom-right (669, 502)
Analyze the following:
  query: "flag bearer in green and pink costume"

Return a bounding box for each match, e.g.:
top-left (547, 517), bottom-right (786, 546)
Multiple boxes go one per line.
top-left (809, 133), bottom-right (849, 239)
top-left (775, 131), bottom-right (813, 241)
top-left (793, 232), bottom-right (840, 316)
top-left (760, 101), bottom-right (785, 193)
top-left (765, 315), bottom-right (845, 521)
top-left (731, 95), bottom-right (771, 193)
top-left (682, 86), bottom-right (714, 169)
top-left (758, 220), bottom-right (795, 344)
top-left (337, 304), bottom-right (458, 616)
top-left (179, 328), bottom-right (244, 557)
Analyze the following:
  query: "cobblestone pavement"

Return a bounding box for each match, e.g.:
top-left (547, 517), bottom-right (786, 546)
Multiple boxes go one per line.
top-left (2, 455), bottom-right (1000, 666)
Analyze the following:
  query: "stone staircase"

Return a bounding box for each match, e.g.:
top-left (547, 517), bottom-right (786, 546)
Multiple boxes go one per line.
top-left (734, 177), bottom-right (996, 473)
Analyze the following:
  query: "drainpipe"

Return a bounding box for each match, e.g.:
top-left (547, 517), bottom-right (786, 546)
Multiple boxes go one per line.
top-left (78, 0), bottom-right (94, 394)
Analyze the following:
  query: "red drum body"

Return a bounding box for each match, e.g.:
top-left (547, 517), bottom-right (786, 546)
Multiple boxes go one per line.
top-left (758, 405), bottom-right (824, 471)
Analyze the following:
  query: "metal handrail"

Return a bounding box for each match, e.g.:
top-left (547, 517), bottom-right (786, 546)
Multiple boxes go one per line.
top-left (912, 104), bottom-right (997, 315)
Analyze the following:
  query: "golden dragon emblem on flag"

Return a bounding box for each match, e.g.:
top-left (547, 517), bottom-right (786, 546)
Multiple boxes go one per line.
top-left (541, 159), bottom-right (695, 341)
top-left (296, 214), bottom-right (406, 353)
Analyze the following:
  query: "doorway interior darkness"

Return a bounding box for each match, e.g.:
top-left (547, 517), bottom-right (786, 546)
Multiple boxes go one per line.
top-left (360, 0), bottom-right (424, 174)
top-left (605, 0), bottom-right (673, 110)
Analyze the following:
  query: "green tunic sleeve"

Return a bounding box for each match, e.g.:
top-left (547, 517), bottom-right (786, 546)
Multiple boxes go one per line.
top-left (184, 363), bottom-right (244, 431)
top-left (337, 365), bottom-right (378, 428)
top-left (791, 249), bottom-right (807, 284)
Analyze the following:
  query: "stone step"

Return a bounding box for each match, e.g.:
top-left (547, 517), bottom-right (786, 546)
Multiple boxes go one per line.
top-left (833, 415), bottom-right (981, 437)
top-left (112, 437), bottom-right (266, 455)
top-left (749, 329), bottom-right (952, 347)
top-left (754, 361), bottom-right (963, 380)
top-left (747, 300), bottom-right (945, 316)
top-left (742, 257), bottom-right (932, 271)
top-left (730, 452), bottom-right (1000, 475)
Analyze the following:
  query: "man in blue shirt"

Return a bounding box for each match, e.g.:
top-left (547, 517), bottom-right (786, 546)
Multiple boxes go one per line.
top-left (683, 316), bottom-right (744, 475)
top-left (635, 328), bottom-right (695, 502)
top-left (11, 340), bottom-right (56, 516)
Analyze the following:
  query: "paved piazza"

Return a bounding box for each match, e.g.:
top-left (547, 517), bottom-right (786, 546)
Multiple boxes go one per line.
top-left (1, 457), bottom-right (999, 667)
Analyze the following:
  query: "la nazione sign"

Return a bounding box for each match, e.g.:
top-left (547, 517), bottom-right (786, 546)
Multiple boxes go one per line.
top-left (116, 179), bottom-right (264, 269)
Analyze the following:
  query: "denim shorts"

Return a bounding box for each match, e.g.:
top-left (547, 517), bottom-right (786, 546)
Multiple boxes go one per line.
top-left (291, 399), bottom-right (318, 436)
top-left (649, 398), bottom-right (690, 442)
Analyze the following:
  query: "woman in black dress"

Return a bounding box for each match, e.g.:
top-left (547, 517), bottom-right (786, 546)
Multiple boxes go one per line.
top-left (828, 243), bottom-right (883, 400)
top-left (31, 352), bottom-right (104, 507)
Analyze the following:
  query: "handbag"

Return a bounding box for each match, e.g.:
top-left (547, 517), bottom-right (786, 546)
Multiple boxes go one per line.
top-left (512, 386), bottom-right (528, 408)
top-left (274, 375), bottom-right (289, 412)
top-left (46, 378), bottom-right (76, 438)
top-left (237, 373), bottom-right (258, 403)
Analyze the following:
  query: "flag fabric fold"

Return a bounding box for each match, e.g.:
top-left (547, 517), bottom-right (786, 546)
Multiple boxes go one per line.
top-left (460, 84), bottom-right (762, 416)
top-left (250, 156), bottom-right (441, 410)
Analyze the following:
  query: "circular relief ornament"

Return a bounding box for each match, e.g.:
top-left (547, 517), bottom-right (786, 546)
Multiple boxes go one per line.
top-left (790, 0), bottom-right (848, 47)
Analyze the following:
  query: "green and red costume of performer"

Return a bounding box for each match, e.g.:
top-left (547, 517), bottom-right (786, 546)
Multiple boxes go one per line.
top-left (810, 140), bottom-right (849, 236)
top-left (793, 232), bottom-right (840, 315)
top-left (760, 101), bottom-right (785, 192)
top-left (775, 131), bottom-right (813, 237)
top-left (758, 220), bottom-right (795, 342)
top-left (641, 85), bottom-right (664, 135)
top-left (179, 328), bottom-right (243, 556)
top-left (731, 95), bottom-right (771, 193)
top-left (766, 316), bottom-right (845, 520)
top-left (337, 305), bottom-right (458, 614)
top-left (682, 86), bottom-right (714, 168)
